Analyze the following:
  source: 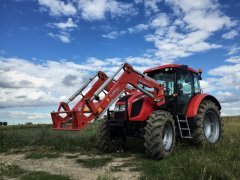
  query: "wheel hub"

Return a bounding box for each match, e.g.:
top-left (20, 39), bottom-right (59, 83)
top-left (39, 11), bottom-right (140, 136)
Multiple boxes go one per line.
top-left (162, 122), bottom-right (173, 151)
top-left (203, 111), bottom-right (220, 143)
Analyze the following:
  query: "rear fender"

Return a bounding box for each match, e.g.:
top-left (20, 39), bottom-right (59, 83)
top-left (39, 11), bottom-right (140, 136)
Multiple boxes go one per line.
top-left (186, 94), bottom-right (221, 118)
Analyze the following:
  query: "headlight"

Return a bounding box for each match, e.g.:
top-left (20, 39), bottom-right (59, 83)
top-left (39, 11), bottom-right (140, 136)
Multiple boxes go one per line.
top-left (119, 104), bottom-right (126, 111)
top-left (114, 104), bottom-right (126, 111)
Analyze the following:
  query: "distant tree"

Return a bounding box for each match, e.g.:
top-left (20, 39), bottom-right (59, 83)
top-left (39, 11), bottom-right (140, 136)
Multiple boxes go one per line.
top-left (0, 122), bottom-right (2, 126)
top-left (25, 122), bottom-right (33, 125)
top-left (3, 122), bottom-right (7, 126)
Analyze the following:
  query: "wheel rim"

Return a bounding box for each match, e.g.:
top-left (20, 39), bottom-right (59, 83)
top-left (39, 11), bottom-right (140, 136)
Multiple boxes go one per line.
top-left (162, 121), bottom-right (173, 151)
top-left (203, 111), bottom-right (220, 143)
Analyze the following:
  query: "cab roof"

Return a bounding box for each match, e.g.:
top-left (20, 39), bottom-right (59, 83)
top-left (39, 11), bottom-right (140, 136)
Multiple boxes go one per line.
top-left (143, 64), bottom-right (198, 74)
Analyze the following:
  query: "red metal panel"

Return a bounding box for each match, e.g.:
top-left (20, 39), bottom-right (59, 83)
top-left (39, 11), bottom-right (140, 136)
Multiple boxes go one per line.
top-left (128, 93), bottom-right (156, 121)
top-left (186, 93), bottom-right (208, 118)
top-left (143, 64), bottom-right (198, 74)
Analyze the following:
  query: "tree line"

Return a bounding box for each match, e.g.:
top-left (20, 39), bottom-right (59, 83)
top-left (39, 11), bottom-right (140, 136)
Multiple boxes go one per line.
top-left (0, 122), bottom-right (8, 126)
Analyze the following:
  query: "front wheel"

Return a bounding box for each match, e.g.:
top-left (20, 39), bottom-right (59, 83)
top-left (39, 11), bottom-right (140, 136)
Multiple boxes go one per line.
top-left (96, 117), bottom-right (125, 152)
top-left (144, 110), bottom-right (176, 160)
top-left (192, 100), bottom-right (222, 145)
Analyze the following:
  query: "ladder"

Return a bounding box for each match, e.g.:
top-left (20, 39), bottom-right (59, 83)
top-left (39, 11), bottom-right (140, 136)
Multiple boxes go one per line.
top-left (176, 115), bottom-right (192, 138)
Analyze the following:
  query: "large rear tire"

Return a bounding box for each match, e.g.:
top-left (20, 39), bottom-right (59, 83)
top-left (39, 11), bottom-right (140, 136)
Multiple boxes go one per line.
top-left (192, 100), bottom-right (222, 145)
top-left (144, 110), bottom-right (176, 160)
top-left (96, 117), bottom-right (125, 152)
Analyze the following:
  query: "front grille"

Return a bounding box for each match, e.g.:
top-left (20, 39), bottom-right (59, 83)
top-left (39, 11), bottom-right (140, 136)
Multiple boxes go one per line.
top-left (114, 111), bottom-right (125, 120)
top-left (130, 99), bottom-right (143, 117)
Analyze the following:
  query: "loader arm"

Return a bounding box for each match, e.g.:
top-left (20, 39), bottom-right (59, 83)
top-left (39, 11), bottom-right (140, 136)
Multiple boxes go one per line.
top-left (51, 63), bottom-right (165, 131)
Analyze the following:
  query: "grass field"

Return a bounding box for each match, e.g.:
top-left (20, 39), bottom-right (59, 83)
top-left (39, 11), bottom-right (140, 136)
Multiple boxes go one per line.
top-left (0, 117), bottom-right (239, 179)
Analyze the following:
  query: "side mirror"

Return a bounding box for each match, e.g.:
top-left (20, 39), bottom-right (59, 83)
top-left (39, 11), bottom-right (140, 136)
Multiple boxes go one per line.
top-left (198, 68), bottom-right (202, 80)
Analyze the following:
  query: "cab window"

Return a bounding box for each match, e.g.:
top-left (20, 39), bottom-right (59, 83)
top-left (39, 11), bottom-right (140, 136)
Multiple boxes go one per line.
top-left (149, 68), bottom-right (175, 96)
top-left (177, 70), bottom-right (193, 96)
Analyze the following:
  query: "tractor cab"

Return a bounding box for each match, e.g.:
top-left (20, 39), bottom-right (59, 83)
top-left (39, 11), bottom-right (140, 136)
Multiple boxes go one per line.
top-left (144, 64), bottom-right (202, 115)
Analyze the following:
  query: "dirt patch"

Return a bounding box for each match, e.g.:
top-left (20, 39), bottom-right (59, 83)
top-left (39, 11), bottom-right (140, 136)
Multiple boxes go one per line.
top-left (0, 152), bottom-right (140, 180)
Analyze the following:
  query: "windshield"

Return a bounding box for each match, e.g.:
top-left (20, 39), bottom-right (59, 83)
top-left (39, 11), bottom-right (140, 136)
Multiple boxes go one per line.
top-left (148, 69), bottom-right (175, 96)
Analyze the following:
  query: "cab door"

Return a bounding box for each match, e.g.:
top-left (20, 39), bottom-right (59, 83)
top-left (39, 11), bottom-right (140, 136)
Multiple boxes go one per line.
top-left (176, 69), bottom-right (194, 115)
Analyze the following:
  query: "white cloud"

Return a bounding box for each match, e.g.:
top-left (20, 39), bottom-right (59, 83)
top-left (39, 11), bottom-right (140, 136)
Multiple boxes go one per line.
top-left (144, 0), bottom-right (161, 16)
top-left (102, 30), bottom-right (126, 39)
top-left (150, 13), bottom-right (169, 28)
top-left (135, 0), bottom-right (162, 16)
top-left (128, 24), bottom-right (149, 33)
top-left (1, 55), bottom-right (240, 118)
top-left (52, 18), bottom-right (77, 30)
top-left (142, 0), bottom-right (236, 61)
top-left (0, 56), bottom-right (95, 108)
top-left (200, 80), bottom-right (215, 93)
top-left (215, 91), bottom-right (240, 103)
top-left (200, 60), bottom-right (240, 116)
top-left (0, 111), bottom-right (50, 123)
top-left (48, 32), bottom-right (71, 43)
top-left (38, 0), bottom-right (77, 16)
top-left (222, 30), bottom-right (238, 39)
top-left (102, 13), bottom-right (170, 39)
top-left (77, 0), bottom-right (137, 21)
top-left (183, 10), bottom-right (234, 32)
top-left (166, 0), bottom-right (236, 32)
top-left (102, 23), bottom-right (149, 39)
top-left (0, 55), bottom-right (165, 109)
top-left (227, 46), bottom-right (240, 55)
top-left (48, 18), bottom-right (78, 43)
top-left (145, 27), bottom-right (221, 60)
top-left (225, 56), bottom-right (240, 63)
top-left (207, 60), bottom-right (240, 90)
top-left (220, 101), bottom-right (240, 116)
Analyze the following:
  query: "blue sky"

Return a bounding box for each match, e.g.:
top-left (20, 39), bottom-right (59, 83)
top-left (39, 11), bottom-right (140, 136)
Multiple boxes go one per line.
top-left (0, 0), bottom-right (240, 124)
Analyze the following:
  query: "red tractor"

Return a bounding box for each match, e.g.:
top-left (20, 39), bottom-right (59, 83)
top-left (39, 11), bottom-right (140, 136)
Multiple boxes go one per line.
top-left (51, 63), bottom-right (222, 159)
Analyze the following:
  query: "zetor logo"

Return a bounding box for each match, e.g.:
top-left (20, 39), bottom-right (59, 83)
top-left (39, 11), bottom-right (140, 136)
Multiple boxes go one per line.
top-left (110, 87), bottom-right (120, 98)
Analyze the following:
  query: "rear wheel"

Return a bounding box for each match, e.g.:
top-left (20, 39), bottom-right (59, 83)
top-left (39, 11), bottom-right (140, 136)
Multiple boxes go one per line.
top-left (144, 110), bottom-right (176, 159)
top-left (192, 100), bottom-right (222, 145)
top-left (96, 117), bottom-right (125, 152)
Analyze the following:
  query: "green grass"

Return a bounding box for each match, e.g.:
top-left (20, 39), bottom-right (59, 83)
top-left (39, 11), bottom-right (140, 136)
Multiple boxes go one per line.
top-left (0, 117), bottom-right (239, 179)
top-left (96, 174), bottom-right (119, 180)
top-left (136, 116), bottom-right (240, 180)
top-left (20, 171), bottom-right (70, 180)
top-left (76, 157), bottom-right (113, 168)
top-left (0, 163), bottom-right (26, 178)
top-left (0, 122), bottom-right (98, 153)
top-left (0, 163), bottom-right (70, 180)
top-left (110, 161), bottom-right (139, 172)
top-left (24, 152), bottom-right (60, 159)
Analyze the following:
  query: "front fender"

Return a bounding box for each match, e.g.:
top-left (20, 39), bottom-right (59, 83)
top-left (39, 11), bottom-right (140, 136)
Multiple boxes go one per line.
top-left (186, 94), bottom-right (221, 118)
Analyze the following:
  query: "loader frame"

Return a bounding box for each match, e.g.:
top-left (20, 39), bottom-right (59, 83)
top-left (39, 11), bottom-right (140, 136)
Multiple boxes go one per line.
top-left (51, 63), bottom-right (165, 131)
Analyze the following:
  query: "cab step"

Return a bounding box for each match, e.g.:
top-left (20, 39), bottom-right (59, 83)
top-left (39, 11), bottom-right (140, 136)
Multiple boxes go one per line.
top-left (176, 115), bottom-right (192, 139)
